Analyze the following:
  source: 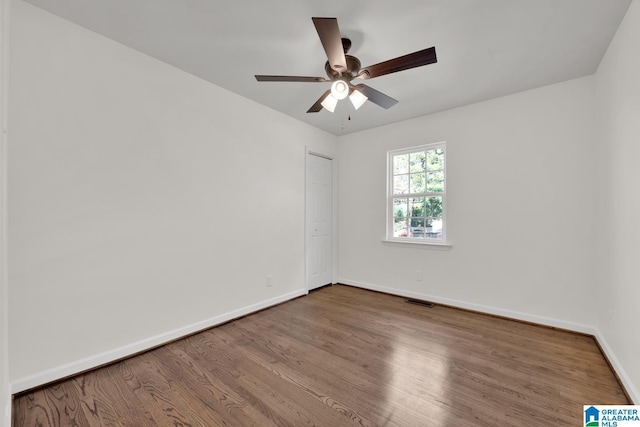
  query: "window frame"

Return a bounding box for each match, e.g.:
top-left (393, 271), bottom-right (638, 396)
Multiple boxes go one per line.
top-left (386, 142), bottom-right (447, 244)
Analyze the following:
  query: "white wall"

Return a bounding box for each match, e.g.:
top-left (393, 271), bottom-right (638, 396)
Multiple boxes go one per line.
top-left (1, 0), bottom-right (10, 422)
top-left (8, 0), bottom-right (337, 389)
top-left (338, 76), bottom-right (598, 331)
top-left (595, 0), bottom-right (640, 403)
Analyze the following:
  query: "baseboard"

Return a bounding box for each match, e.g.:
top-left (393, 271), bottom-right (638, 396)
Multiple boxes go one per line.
top-left (338, 278), bottom-right (594, 334)
top-left (10, 288), bottom-right (308, 394)
top-left (594, 328), bottom-right (640, 404)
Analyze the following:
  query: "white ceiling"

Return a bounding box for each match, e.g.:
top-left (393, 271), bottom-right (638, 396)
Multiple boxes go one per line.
top-left (24, 0), bottom-right (631, 136)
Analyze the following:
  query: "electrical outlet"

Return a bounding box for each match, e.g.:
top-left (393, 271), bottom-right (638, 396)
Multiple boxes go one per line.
top-left (416, 270), bottom-right (423, 281)
top-left (266, 274), bottom-right (273, 287)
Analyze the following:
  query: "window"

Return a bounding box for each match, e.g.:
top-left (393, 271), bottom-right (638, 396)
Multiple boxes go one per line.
top-left (387, 142), bottom-right (446, 242)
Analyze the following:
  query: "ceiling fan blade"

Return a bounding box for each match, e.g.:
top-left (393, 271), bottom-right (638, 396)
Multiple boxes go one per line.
top-left (255, 75), bottom-right (328, 82)
top-left (360, 46), bottom-right (437, 80)
top-left (354, 84), bottom-right (398, 109)
top-left (312, 17), bottom-right (347, 72)
top-left (307, 90), bottom-right (331, 113)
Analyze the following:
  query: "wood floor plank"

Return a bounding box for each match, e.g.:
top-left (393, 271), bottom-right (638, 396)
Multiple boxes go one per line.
top-left (13, 381), bottom-right (92, 427)
top-left (71, 374), bottom-right (125, 426)
top-left (159, 341), bottom-right (280, 426)
top-left (13, 285), bottom-right (630, 426)
top-left (239, 310), bottom-right (430, 425)
top-left (99, 359), bottom-right (166, 426)
top-left (13, 390), bottom-right (56, 427)
top-left (124, 351), bottom-right (224, 426)
top-left (215, 323), bottom-right (378, 426)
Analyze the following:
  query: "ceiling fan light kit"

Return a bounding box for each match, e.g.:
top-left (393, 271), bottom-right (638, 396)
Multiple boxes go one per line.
top-left (255, 17), bottom-right (437, 114)
top-left (330, 80), bottom-right (349, 100)
top-left (349, 88), bottom-right (368, 110)
top-left (320, 84), bottom-right (367, 112)
top-left (320, 93), bottom-right (339, 113)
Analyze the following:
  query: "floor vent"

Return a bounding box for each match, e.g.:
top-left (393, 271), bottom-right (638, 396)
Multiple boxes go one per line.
top-left (406, 298), bottom-right (435, 308)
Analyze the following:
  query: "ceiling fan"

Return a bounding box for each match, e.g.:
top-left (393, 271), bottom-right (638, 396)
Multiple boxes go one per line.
top-left (255, 17), bottom-right (437, 113)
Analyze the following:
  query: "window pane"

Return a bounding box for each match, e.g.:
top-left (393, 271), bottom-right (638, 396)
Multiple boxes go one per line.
top-left (410, 173), bottom-right (425, 194)
top-left (410, 197), bottom-right (425, 218)
top-left (426, 171), bottom-right (444, 192)
top-left (410, 197), bottom-right (425, 235)
top-left (393, 219), bottom-right (409, 238)
top-left (410, 152), bottom-right (426, 173)
top-left (393, 198), bottom-right (408, 218)
top-left (393, 175), bottom-right (409, 194)
top-left (393, 154), bottom-right (409, 175)
top-left (410, 217), bottom-right (425, 229)
top-left (427, 148), bottom-right (444, 171)
top-left (425, 197), bottom-right (443, 225)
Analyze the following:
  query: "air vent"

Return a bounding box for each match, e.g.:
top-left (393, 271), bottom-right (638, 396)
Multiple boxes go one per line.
top-left (406, 298), bottom-right (435, 308)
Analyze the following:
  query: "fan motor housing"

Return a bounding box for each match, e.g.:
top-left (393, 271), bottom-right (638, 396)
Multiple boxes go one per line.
top-left (325, 55), bottom-right (361, 81)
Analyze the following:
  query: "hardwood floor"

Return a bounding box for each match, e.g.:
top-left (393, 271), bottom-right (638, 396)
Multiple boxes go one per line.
top-left (13, 285), bottom-right (629, 426)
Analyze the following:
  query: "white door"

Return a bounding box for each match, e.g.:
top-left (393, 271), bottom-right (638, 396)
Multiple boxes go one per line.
top-left (306, 152), bottom-right (332, 290)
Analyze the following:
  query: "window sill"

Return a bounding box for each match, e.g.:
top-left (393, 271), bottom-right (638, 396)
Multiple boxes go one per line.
top-left (382, 239), bottom-right (452, 250)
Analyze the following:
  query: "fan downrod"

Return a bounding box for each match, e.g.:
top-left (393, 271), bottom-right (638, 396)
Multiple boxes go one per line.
top-left (341, 37), bottom-right (352, 54)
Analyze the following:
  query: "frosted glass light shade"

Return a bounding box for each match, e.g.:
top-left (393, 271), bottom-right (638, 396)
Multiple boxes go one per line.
top-left (321, 93), bottom-right (338, 112)
top-left (330, 80), bottom-right (349, 100)
top-left (349, 89), bottom-right (368, 110)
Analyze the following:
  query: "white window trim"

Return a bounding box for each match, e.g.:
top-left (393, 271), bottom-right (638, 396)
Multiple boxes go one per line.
top-left (381, 238), bottom-right (452, 249)
top-left (385, 142), bottom-right (450, 247)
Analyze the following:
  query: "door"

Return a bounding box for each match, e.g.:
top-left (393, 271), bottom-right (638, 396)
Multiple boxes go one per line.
top-left (306, 152), bottom-right (332, 290)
